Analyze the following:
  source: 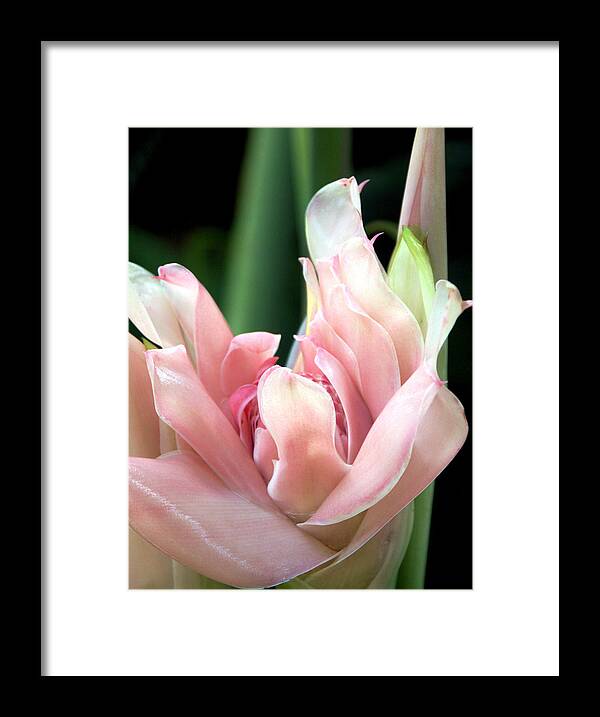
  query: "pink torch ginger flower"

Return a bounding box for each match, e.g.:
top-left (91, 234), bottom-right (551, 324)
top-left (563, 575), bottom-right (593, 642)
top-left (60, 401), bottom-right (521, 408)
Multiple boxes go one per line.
top-left (128, 133), bottom-right (471, 589)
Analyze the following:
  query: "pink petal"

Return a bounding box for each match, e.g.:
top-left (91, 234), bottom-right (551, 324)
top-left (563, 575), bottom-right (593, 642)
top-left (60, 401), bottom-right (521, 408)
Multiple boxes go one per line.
top-left (129, 451), bottom-right (335, 588)
top-left (313, 346), bottom-right (372, 463)
top-left (175, 433), bottom-right (194, 452)
top-left (220, 331), bottom-right (281, 397)
top-left (129, 334), bottom-right (160, 459)
top-left (302, 363), bottom-right (442, 526)
top-left (300, 257), bottom-right (321, 326)
top-left (399, 128), bottom-right (447, 281)
top-left (322, 283), bottom-right (400, 419)
top-left (298, 507), bottom-right (413, 589)
top-left (305, 177), bottom-right (368, 262)
top-left (314, 254), bottom-right (342, 309)
top-left (331, 385), bottom-right (468, 564)
top-left (297, 334), bottom-right (319, 375)
top-left (337, 237), bottom-right (424, 382)
top-left (158, 263), bottom-right (233, 405)
top-left (253, 427), bottom-right (278, 483)
top-left (300, 513), bottom-right (364, 551)
top-left (146, 345), bottom-right (271, 508)
top-left (258, 366), bottom-right (350, 521)
top-left (309, 313), bottom-right (362, 393)
top-left (425, 280), bottom-right (471, 367)
top-left (228, 383), bottom-right (258, 452)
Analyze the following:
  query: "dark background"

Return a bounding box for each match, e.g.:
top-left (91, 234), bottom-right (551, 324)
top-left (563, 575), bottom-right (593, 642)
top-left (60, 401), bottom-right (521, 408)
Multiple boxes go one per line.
top-left (129, 128), bottom-right (472, 589)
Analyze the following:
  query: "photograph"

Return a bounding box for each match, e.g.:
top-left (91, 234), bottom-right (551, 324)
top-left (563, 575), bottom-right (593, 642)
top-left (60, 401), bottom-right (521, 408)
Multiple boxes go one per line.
top-left (128, 127), bottom-right (473, 589)
top-left (43, 41), bottom-right (558, 676)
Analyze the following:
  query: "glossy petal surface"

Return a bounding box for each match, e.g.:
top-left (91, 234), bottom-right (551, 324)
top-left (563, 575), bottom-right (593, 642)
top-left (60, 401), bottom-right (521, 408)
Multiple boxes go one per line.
top-left (306, 177), bottom-right (367, 262)
top-left (158, 263), bottom-right (233, 404)
top-left (303, 364), bottom-right (442, 526)
top-left (129, 451), bottom-right (335, 588)
top-left (146, 345), bottom-right (270, 508)
top-left (337, 237), bottom-right (423, 382)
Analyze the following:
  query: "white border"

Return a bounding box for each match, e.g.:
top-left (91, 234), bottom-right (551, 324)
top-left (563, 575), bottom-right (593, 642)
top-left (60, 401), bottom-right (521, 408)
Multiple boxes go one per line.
top-left (44, 42), bottom-right (559, 676)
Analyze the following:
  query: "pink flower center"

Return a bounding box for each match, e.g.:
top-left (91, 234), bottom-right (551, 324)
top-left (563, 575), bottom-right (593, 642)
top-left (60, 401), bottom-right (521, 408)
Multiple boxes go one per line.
top-left (298, 372), bottom-right (348, 455)
top-left (229, 369), bottom-right (348, 460)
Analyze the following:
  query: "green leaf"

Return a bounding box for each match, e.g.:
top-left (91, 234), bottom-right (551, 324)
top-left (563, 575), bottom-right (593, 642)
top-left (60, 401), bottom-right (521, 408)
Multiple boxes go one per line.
top-left (388, 226), bottom-right (435, 335)
top-left (222, 128), bottom-right (302, 359)
top-left (394, 487), bottom-right (435, 588)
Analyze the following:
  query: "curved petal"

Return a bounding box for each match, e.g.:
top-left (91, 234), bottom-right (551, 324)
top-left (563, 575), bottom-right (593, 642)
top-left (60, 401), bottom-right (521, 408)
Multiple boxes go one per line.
top-left (323, 283), bottom-right (400, 419)
top-left (146, 345), bottom-right (270, 508)
top-left (253, 427), bottom-right (278, 483)
top-left (337, 237), bottom-right (424, 382)
top-left (129, 334), bottom-right (160, 459)
top-left (129, 451), bottom-right (335, 589)
top-left (331, 385), bottom-right (468, 565)
top-left (296, 505), bottom-right (414, 589)
top-left (366, 505), bottom-right (415, 588)
top-left (258, 367), bottom-right (350, 521)
top-left (295, 334), bottom-right (319, 375)
top-left (314, 254), bottom-right (343, 315)
top-left (220, 331), bottom-right (281, 396)
top-left (300, 257), bottom-right (321, 330)
top-left (129, 527), bottom-right (173, 589)
top-left (128, 263), bottom-right (184, 348)
top-left (308, 313), bottom-right (362, 393)
top-left (306, 177), bottom-right (368, 262)
top-left (300, 513), bottom-right (364, 551)
top-left (158, 263), bottom-right (233, 405)
top-left (425, 280), bottom-right (472, 368)
top-left (302, 363), bottom-right (442, 526)
top-left (313, 346), bottom-right (372, 463)
top-left (228, 383), bottom-right (258, 452)
top-left (304, 280), bottom-right (471, 527)
top-left (399, 128), bottom-right (447, 281)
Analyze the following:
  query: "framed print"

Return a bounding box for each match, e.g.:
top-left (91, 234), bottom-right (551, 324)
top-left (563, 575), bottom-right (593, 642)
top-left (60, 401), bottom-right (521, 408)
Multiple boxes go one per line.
top-left (42, 41), bottom-right (559, 676)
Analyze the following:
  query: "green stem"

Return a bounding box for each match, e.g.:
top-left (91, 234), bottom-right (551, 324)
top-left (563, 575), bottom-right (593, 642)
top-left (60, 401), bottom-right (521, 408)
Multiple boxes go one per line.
top-left (394, 488), bottom-right (435, 588)
top-left (396, 347), bottom-right (447, 588)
